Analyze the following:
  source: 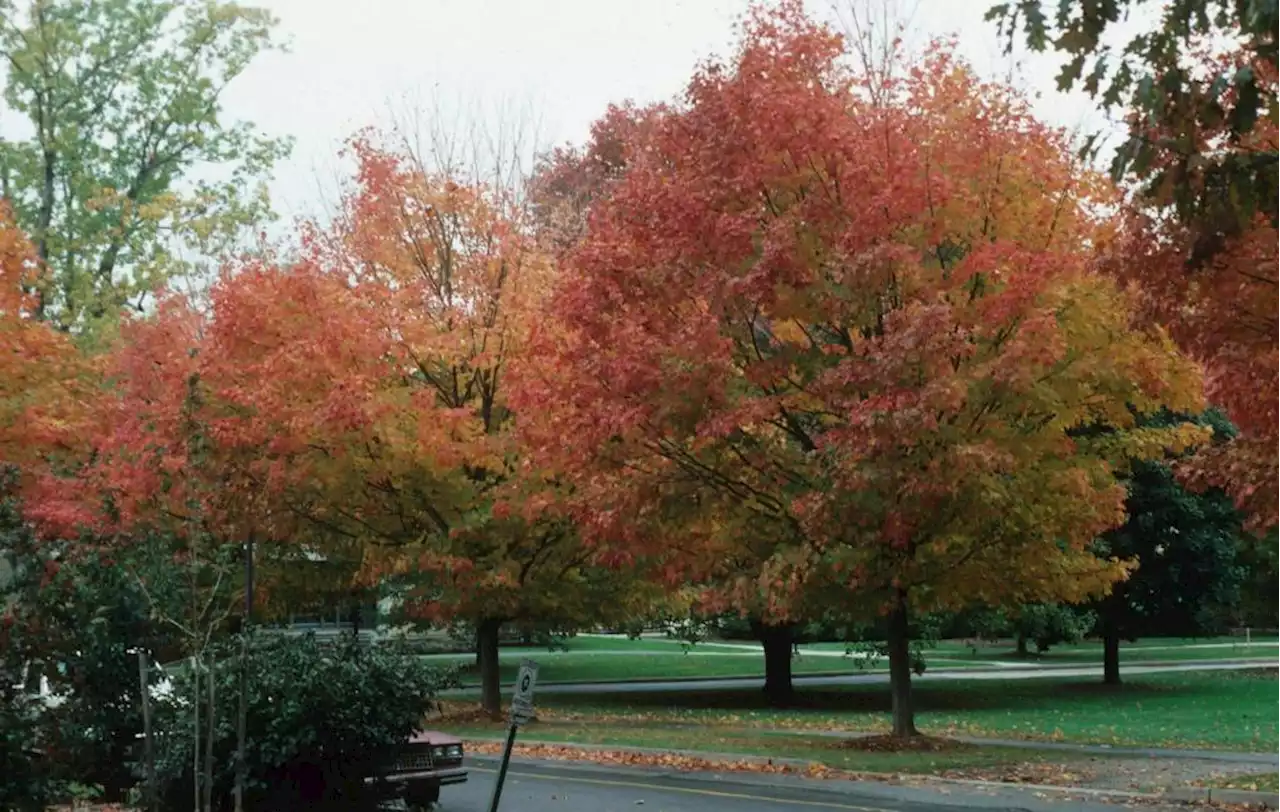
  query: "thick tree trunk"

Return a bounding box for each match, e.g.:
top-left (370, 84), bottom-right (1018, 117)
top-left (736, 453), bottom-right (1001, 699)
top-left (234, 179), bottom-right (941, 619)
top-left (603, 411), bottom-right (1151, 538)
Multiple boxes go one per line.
top-left (1102, 617), bottom-right (1122, 686)
top-left (1015, 632), bottom-right (1028, 657)
top-left (886, 590), bottom-right (918, 738)
top-left (750, 619), bottom-right (794, 706)
top-left (477, 618), bottom-right (503, 717)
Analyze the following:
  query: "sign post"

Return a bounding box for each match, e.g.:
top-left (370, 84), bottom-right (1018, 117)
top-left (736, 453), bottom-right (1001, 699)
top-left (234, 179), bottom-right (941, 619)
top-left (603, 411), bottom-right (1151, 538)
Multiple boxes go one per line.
top-left (486, 659), bottom-right (538, 812)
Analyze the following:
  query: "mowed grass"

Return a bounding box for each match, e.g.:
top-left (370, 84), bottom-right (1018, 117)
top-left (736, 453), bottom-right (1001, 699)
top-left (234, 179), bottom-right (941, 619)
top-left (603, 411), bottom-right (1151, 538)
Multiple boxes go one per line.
top-left (454, 721), bottom-right (1101, 776)
top-left (461, 632), bottom-right (1280, 686)
top-left (512, 669), bottom-right (1279, 752)
top-left (443, 634), bottom-right (992, 686)
top-left (443, 633), bottom-right (1275, 686)
top-left (924, 636), bottom-right (1279, 665)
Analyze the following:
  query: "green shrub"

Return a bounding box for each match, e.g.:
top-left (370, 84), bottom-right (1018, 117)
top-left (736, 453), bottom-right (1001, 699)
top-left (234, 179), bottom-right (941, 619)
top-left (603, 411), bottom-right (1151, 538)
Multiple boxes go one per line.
top-left (1018, 603), bottom-right (1096, 653)
top-left (147, 633), bottom-right (458, 812)
top-left (0, 661), bottom-right (55, 812)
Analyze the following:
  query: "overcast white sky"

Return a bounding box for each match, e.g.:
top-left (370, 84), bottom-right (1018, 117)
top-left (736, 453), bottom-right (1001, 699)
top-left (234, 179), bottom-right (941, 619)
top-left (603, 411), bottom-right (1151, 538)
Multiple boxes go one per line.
top-left (215, 0), bottom-right (1148, 228)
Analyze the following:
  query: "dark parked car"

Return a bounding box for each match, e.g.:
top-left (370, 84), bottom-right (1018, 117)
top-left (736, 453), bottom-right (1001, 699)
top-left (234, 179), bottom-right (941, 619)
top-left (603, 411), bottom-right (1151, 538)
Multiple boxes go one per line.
top-left (370, 729), bottom-right (468, 810)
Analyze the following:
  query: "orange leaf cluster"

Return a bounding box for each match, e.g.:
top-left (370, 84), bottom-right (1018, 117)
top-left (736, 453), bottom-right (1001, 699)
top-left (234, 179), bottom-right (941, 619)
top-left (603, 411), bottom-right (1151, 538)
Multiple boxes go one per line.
top-left (0, 207), bottom-right (95, 475)
top-left (19, 131), bottom-right (651, 630)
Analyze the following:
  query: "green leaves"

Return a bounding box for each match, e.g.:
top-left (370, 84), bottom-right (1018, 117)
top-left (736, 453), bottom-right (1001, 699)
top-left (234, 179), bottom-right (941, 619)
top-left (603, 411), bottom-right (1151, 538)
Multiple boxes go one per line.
top-left (147, 633), bottom-right (459, 807)
top-left (0, 0), bottom-right (291, 342)
top-left (988, 0), bottom-right (1278, 253)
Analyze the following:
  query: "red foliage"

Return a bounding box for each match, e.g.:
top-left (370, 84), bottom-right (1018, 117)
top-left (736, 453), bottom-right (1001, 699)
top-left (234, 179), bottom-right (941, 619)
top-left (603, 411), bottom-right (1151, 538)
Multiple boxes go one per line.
top-left (513, 2), bottom-right (1204, 626)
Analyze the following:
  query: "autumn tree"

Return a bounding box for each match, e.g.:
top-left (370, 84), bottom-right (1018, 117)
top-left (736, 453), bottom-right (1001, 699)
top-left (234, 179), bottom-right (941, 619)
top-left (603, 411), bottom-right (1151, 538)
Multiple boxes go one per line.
top-left (0, 0), bottom-right (291, 340)
top-left (515, 3), bottom-right (1205, 735)
top-left (990, 1), bottom-right (1278, 532)
top-left (321, 132), bottom-right (664, 714)
top-left (1107, 183), bottom-right (1277, 533)
top-left (85, 131), bottom-right (659, 716)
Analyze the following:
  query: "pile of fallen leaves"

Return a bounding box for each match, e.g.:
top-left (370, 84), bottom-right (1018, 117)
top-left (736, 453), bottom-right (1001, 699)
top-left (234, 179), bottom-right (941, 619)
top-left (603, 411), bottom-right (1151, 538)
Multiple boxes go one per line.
top-left (937, 762), bottom-right (1097, 786)
top-left (463, 739), bottom-right (870, 782)
top-left (831, 734), bottom-right (959, 753)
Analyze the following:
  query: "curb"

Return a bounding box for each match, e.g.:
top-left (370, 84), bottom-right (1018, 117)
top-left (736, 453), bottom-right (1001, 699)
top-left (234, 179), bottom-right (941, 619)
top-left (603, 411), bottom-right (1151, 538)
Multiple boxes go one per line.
top-left (463, 737), bottom-right (1280, 809)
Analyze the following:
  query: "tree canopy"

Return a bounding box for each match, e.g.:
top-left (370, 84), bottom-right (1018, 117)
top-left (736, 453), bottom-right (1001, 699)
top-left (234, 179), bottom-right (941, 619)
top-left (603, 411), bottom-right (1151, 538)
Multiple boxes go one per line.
top-left (0, 0), bottom-right (291, 340)
top-left (515, 1), bottom-right (1206, 734)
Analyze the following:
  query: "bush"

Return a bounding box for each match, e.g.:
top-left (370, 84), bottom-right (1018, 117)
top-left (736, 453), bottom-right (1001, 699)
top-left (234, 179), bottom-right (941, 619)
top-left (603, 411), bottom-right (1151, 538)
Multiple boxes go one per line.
top-left (32, 551), bottom-right (168, 800)
top-left (0, 660), bottom-right (56, 812)
top-left (1017, 603), bottom-right (1096, 653)
top-left (147, 632), bottom-right (458, 812)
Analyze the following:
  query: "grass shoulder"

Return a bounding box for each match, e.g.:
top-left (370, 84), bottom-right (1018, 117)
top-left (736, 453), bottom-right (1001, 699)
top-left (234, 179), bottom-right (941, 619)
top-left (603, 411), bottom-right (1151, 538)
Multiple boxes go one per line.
top-left (455, 669), bottom-right (1278, 752)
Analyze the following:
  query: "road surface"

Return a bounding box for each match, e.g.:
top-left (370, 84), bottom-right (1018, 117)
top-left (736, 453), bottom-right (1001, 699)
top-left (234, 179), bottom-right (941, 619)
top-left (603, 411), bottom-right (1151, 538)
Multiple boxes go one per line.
top-left (429, 757), bottom-right (1192, 811)
top-left (448, 658), bottom-right (1276, 697)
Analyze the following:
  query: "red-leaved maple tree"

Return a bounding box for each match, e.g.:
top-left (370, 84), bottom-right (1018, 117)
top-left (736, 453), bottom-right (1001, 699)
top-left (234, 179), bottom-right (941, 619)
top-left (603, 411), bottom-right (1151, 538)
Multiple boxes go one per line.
top-left (514, 2), bottom-right (1205, 733)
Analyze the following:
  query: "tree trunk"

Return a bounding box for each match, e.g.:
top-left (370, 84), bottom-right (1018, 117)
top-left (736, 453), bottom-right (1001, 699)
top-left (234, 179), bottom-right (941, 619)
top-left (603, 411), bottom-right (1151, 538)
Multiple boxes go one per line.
top-left (234, 635), bottom-right (248, 812)
top-left (1015, 632), bottom-right (1028, 657)
top-left (204, 666), bottom-right (216, 812)
top-left (749, 619), bottom-right (794, 706)
top-left (477, 618), bottom-right (503, 717)
top-left (886, 589), bottom-right (918, 737)
top-left (138, 651), bottom-right (157, 812)
top-left (1102, 616), bottom-right (1122, 686)
top-left (192, 659), bottom-right (202, 812)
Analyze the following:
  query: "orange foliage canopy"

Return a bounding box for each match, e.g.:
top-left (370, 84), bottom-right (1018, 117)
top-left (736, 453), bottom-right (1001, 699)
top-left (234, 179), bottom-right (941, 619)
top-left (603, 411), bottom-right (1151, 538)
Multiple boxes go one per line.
top-left (514, 4), bottom-right (1206, 626)
top-left (0, 207), bottom-right (97, 483)
top-left (24, 132), bottom-right (648, 631)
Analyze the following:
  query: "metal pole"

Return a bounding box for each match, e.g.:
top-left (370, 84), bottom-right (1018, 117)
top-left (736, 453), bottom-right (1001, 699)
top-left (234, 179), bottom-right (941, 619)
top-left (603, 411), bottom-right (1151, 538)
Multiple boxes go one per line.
top-left (486, 723), bottom-right (519, 812)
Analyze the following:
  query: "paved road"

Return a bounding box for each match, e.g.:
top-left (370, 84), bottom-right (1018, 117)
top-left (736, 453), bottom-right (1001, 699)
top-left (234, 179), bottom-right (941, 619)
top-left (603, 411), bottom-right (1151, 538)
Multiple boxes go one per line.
top-left (429, 757), bottom-right (1189, 811)
top-left (448, 658), bottom-right (1276, 697)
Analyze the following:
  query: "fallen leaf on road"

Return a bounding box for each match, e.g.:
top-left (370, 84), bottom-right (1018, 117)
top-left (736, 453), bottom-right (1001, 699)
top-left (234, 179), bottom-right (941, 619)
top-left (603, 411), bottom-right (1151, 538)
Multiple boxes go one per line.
top-left (464, 740), bottom-right (871, 782)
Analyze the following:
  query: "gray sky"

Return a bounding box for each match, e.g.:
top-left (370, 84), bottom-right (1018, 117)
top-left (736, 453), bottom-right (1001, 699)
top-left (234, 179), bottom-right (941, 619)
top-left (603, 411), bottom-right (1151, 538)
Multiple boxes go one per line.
top-left (217, 0), bottom-right (1146, 228)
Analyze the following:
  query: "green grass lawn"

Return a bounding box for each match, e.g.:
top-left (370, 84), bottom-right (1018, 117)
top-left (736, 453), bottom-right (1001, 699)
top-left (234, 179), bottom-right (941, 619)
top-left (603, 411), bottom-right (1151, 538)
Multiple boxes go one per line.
top-left (442, 634), bottom-right (995, 685)
top-left (447, 650), bottom-right (909, 685)
top-left (442, 633), bottom-right (1275, 686)
top-left (510, 669), bottom-right (1278, 752)
top-left (925, 636), bottom-right (1278, 665)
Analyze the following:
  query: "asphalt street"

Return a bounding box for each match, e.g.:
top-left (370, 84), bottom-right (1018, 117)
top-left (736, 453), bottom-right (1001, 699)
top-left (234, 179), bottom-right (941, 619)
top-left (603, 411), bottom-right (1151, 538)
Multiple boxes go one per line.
top-left (428, 757), bottom-right (1186, 812)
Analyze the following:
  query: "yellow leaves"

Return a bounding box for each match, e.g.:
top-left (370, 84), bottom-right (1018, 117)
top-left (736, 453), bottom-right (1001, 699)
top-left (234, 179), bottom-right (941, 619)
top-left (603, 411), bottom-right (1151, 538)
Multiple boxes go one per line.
top-left (769, 318), bottom-right (810, 347)
top-left (1103, 423), bottom-right (1214, 466)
